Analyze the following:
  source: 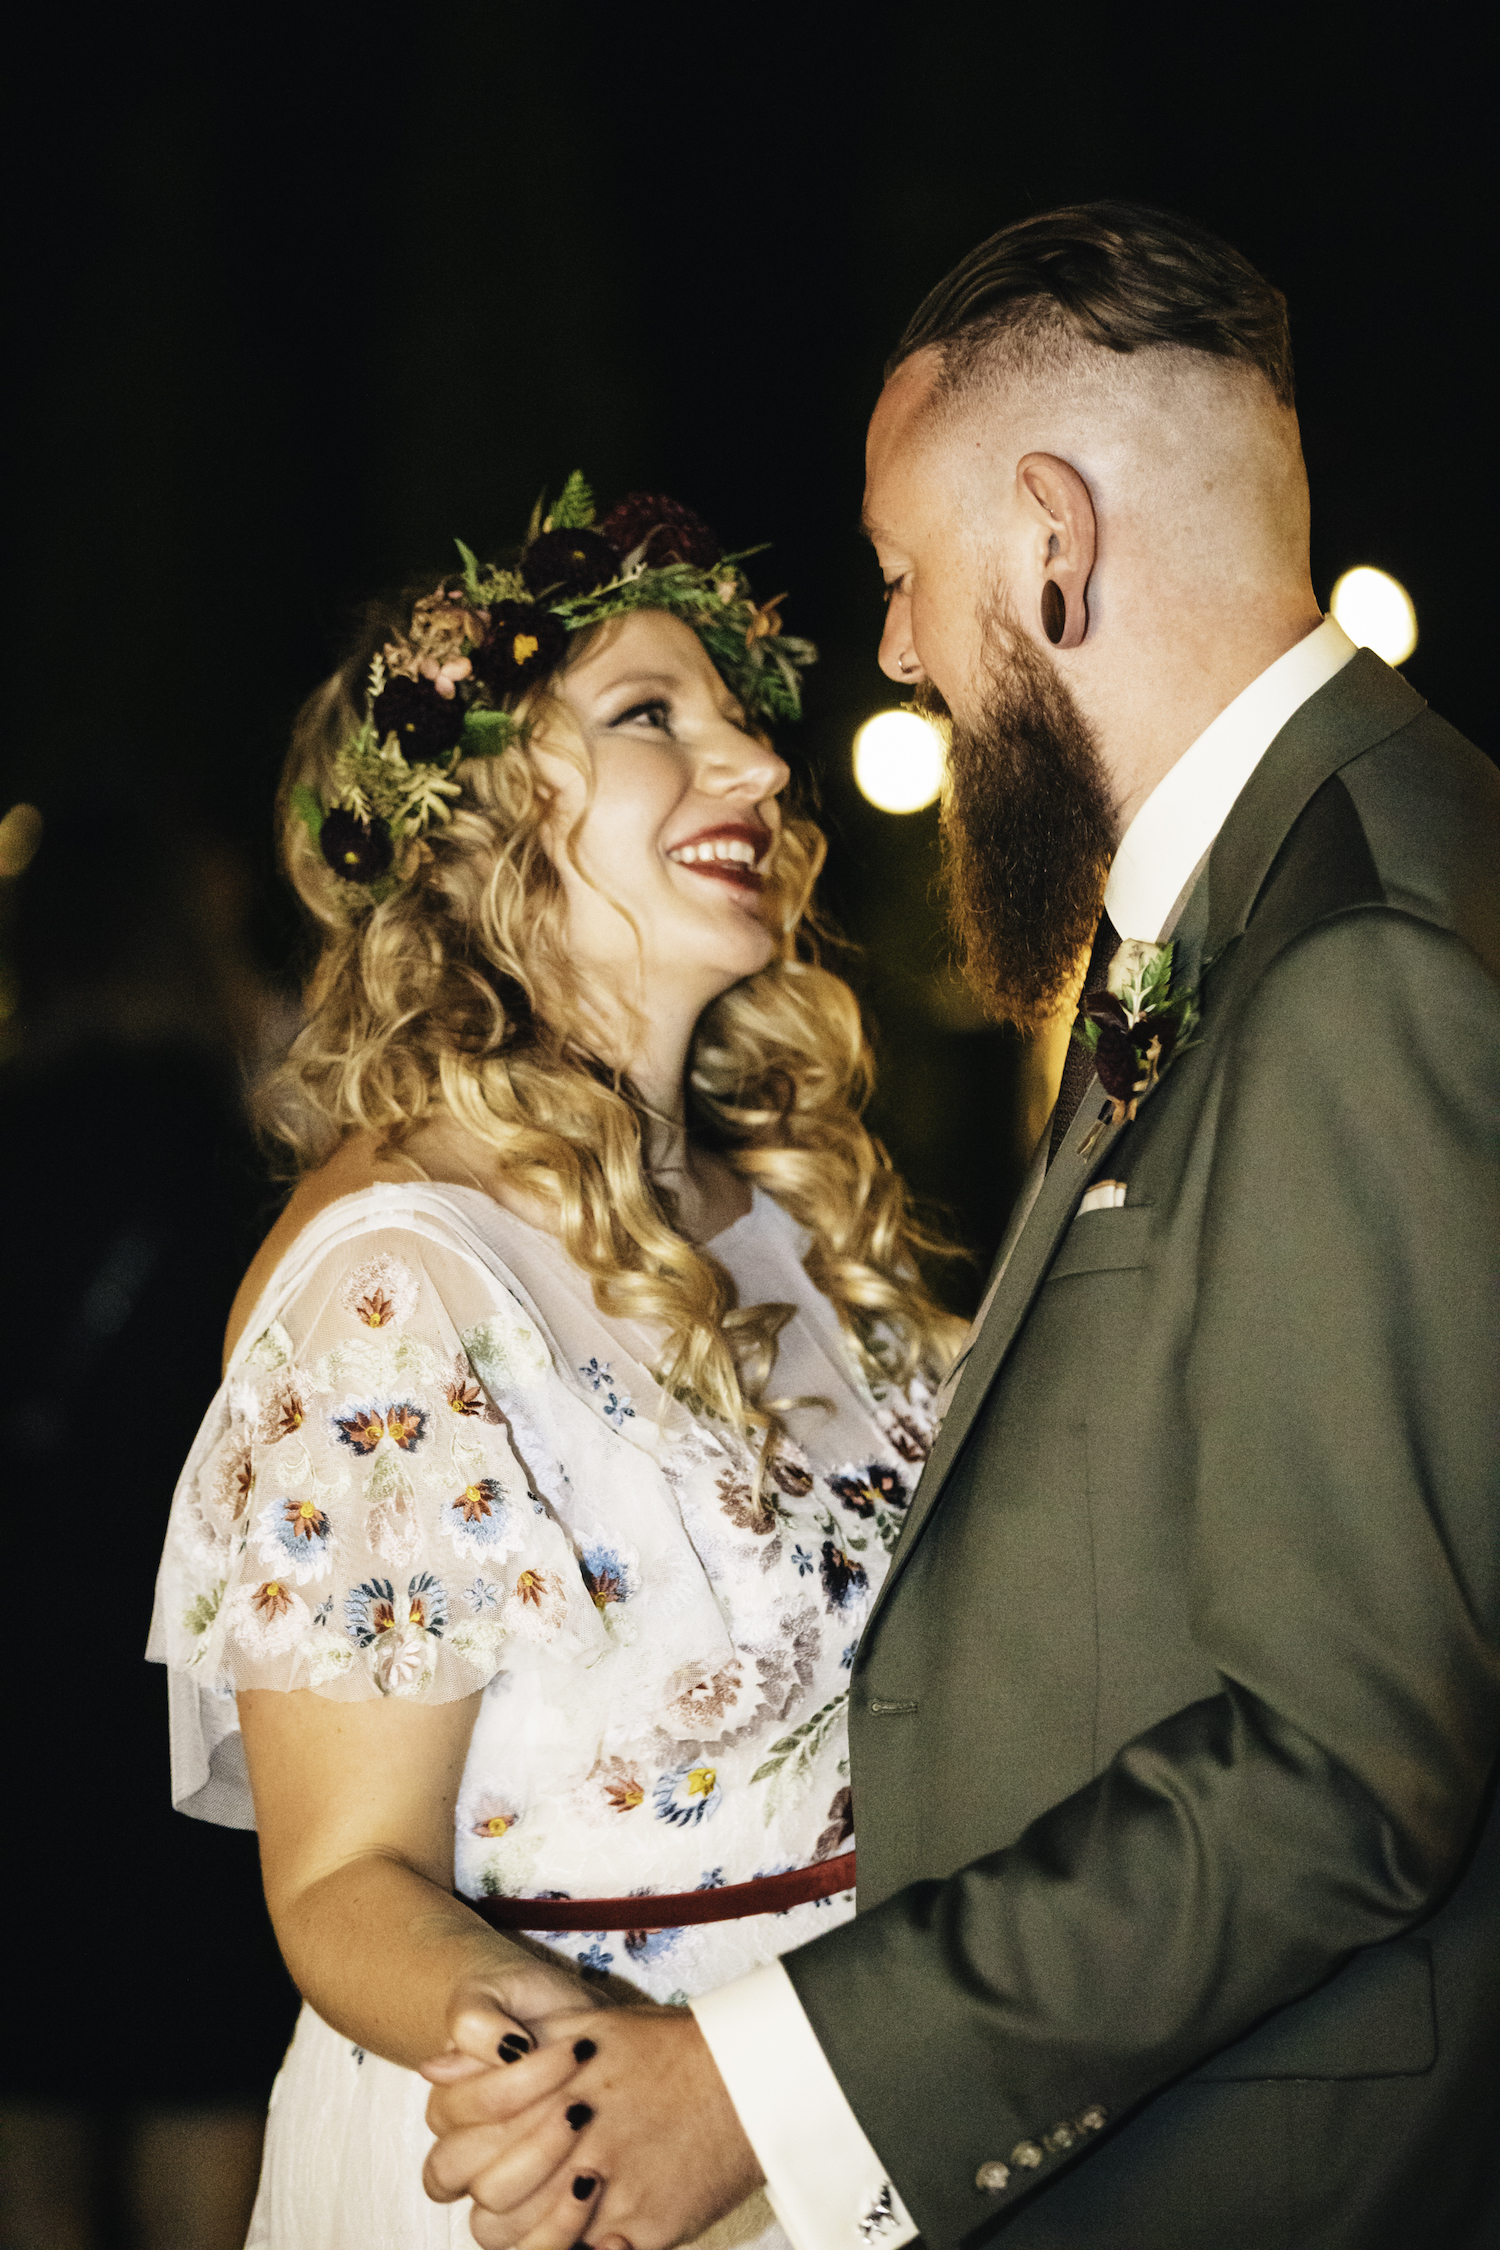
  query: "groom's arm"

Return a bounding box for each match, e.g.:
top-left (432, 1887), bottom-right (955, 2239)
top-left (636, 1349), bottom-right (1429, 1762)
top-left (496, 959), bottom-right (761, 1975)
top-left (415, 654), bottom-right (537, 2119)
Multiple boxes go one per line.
top-left (775, 909), bottom-right (1500, 2241)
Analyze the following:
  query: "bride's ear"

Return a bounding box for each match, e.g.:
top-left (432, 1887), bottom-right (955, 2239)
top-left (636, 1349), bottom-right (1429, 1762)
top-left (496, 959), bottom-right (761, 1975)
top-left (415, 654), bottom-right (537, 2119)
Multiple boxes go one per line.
top-left (1017, 453), bottom-right (1096, 650)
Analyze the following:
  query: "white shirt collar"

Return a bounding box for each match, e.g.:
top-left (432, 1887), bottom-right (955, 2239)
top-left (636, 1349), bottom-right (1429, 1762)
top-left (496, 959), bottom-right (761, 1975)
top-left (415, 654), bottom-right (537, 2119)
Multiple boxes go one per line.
top-left (1103, 615), bottom-right (1358, 943)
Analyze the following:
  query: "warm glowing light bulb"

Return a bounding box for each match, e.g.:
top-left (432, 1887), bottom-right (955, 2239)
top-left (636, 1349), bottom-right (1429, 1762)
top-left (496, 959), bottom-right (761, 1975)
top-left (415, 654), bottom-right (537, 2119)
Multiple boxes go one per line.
top-left (852, 709), bottom-right (946, 814)
top-left (1329, 567), bottom-right (1417, 666)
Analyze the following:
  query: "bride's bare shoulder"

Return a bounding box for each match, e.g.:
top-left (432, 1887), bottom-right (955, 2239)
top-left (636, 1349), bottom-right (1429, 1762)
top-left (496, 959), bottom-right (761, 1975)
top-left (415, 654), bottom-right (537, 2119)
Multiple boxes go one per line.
top-left (222, 1134), bottom-right (415, 1372)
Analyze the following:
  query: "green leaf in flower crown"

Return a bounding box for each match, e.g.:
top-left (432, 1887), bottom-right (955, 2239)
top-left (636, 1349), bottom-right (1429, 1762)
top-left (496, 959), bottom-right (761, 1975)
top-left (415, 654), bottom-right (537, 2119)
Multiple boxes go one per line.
top-left (461, 707), bottom-right (525, 759)
top-left (547, 469), bottom-right (596, 531)
top-left (290, 783), bottom-right (325, 843)
top-left (454, 539), bottom-right (483, 597)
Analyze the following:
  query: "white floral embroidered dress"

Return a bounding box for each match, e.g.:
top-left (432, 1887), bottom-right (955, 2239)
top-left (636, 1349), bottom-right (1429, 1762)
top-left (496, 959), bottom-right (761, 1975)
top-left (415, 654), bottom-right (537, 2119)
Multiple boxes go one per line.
top-left (149, 1183), bottom-right (932, 2250)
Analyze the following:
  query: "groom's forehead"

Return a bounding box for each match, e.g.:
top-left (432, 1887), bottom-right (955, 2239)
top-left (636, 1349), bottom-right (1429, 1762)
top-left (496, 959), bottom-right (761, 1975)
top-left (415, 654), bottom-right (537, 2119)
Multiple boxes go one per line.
top-left (863, 353), bottom-right (965, 535)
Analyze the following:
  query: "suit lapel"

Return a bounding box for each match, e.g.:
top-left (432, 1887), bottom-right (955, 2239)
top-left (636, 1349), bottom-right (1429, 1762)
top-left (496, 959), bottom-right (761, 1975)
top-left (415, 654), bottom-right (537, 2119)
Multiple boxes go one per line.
top-left (867, 650), bottom-right (1426, 1632)
top-left (867, 1093), bottom-right (1127, 1624)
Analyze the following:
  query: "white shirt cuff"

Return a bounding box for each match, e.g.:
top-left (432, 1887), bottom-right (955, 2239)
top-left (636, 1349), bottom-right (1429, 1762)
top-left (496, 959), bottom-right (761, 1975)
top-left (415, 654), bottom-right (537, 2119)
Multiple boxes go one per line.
top-left (691, 1960), bottom-right (917, 2250)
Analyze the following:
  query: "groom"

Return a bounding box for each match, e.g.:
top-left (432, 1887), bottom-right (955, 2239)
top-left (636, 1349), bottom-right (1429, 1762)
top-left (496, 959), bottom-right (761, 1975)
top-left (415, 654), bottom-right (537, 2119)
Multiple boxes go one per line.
top-left (425, 205), bottom-right (1500, 2249)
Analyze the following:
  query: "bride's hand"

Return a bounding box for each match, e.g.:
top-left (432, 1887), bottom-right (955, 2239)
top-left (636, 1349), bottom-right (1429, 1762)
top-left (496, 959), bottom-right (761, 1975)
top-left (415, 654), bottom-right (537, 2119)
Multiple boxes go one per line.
top-left (422, 1953), bottom-right (595, 2086)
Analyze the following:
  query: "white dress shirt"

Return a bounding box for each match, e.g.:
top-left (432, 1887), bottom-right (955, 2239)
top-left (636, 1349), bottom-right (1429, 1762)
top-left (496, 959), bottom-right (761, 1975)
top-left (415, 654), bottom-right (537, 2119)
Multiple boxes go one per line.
top-left (690, 613), bottom-right (1359, 2250)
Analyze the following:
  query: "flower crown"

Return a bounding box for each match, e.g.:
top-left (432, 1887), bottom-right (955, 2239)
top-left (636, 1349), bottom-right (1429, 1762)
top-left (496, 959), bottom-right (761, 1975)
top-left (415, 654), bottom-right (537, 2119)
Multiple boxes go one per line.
top-left (292, 473), bottom-right (815, 898)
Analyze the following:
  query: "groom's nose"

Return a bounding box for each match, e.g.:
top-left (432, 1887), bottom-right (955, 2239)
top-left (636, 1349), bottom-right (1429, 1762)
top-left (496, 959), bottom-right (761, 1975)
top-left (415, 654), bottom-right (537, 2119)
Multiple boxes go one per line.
top-left (878, 590), bottom-right (923, 684)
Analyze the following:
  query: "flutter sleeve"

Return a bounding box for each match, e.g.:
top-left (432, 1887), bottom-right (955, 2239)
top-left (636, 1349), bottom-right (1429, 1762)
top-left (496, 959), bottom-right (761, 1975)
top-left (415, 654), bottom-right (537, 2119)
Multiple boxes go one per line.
top-left (148, 1223), bottom-right (603, 1823)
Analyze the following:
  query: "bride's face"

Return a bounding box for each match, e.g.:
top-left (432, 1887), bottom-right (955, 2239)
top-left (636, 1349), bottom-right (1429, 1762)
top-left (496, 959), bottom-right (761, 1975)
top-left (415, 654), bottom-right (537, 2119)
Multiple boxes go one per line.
top-left (532, 609), bottom-right (791, 1021)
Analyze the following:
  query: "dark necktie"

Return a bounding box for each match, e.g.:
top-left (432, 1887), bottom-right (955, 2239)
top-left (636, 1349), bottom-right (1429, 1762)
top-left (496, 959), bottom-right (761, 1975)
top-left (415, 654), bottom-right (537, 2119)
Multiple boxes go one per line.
top-left (1047, 906), bottom-right (1121, 1164)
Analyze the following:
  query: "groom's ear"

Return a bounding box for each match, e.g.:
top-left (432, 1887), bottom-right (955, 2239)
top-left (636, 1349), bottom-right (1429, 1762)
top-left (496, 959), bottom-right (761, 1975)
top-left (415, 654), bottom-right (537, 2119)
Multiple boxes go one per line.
top-left (1016, 454), bottom-right (1096, 651)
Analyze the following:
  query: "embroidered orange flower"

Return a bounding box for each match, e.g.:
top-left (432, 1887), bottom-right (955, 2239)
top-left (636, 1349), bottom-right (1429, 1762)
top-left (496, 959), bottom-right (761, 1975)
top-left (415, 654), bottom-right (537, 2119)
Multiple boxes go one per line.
top-left (605, 1774), bottom-right (645, 1813)
top-left (455, 1482), bottom-right (498, 1524)
top-left (251, 1580), bottom-right (294, 1622)
top-left (444, 1361), bottom-right (498, 1421)
top-left (385, 1404), bottom-right (425, 1450)
top-left (335, 1408), bottom-right (387, 1454)
top-left (283, 1497), bottom-right (329, 1543)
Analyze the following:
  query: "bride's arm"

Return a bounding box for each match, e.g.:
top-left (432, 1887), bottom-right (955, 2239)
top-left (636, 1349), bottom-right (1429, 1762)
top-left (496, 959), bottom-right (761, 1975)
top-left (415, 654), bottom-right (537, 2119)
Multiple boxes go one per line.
top-left (240, 1686), bottom-right (586, 2071)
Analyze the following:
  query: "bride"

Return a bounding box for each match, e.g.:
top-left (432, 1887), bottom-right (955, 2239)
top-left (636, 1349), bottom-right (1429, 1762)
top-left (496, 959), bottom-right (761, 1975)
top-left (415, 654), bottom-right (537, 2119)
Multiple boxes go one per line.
top-left (149, 479), bottom-right (961, 2249)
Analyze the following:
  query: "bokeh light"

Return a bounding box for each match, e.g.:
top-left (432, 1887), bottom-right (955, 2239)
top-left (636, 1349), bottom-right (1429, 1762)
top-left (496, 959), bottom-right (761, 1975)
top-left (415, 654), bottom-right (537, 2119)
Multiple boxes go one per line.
top-left (852, 710), bottom-right (946, 814)
top-left (1329, 567), bottom-right (1418, 666)
top-left (0, 802), bottom-right (44, 879)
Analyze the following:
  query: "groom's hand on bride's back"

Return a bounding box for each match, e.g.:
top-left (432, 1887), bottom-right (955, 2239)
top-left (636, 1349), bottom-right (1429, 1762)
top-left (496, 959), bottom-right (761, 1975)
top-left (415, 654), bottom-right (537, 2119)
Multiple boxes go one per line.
top-left (421, 2005), bottom-right (761, 2250)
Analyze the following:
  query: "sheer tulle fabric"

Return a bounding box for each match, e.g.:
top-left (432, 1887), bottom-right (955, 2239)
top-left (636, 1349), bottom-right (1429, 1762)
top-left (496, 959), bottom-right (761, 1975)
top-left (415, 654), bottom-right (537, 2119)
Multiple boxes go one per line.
top-left (150, 1182), bottom-right (935, 2249)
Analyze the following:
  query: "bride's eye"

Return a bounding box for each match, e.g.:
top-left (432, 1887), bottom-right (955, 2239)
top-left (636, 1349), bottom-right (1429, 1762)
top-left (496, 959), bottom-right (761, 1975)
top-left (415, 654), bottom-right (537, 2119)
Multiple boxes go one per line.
top-left (613, 698), bottom-right (673, 732)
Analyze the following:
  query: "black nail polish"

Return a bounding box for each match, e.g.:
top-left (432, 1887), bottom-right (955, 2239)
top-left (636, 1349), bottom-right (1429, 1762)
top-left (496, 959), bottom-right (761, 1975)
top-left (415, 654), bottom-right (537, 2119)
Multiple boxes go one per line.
top-left (498, 2033), bottom-right (531, 2062)
top-left (566, 2102), bottom-right (593, 2131)
top-left (572, 2038), bottom-right (597, 2063)
top-left (572, 2175), bottom-right (596, 2201)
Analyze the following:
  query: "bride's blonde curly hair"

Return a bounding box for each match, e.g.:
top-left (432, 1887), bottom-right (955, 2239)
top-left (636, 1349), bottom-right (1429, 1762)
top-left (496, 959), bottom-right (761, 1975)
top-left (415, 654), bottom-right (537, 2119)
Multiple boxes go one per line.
top-left (261, 593), bottom-right (965, 1435)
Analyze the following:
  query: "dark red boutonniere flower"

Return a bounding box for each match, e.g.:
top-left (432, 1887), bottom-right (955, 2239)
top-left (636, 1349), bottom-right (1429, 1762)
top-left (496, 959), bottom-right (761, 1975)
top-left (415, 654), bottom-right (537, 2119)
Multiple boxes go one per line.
top-left (1074, 938), bottom-right (1201, 1155)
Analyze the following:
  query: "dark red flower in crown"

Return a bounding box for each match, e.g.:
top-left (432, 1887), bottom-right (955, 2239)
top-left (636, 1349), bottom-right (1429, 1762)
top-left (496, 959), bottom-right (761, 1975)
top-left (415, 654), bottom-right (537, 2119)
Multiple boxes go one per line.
top-left (372, 673), bottom-right (468, 760)
top-left (470, 601), bottom-right (568, 697)
top-left (599, 492), bottom-right (722, 570)
top-left (521, 526), bottom-right (620, 600)
top-left (320, 809), bottom-right (394, 884)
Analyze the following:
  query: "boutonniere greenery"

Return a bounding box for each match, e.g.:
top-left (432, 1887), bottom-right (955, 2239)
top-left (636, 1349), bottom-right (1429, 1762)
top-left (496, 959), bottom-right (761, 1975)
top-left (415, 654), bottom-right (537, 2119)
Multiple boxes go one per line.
top-left (1074, 939), bottom-right (1202, 1155)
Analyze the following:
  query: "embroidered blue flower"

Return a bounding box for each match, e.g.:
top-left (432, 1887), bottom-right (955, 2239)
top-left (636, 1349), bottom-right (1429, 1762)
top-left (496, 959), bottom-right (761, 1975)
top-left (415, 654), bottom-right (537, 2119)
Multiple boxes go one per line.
top-left (653, 1763), bottom-right (723, 1829)
top-left (792, 1544), bottom-right (815, 1577)
top-left (466, 1576), bottom-right (499, 1612)
top-left (829, 1461), bottom-right (908, 1519)
top-left (577, 1940), bottom-right (615, 1974)
top-left (254, 1493), bottom-right (333, 1584)
top-left (695, 1867), bottom-right (725, 1890)
top-left (344, 1572), bottom-right (449, 1648)
top-left (445, 1478), bottom-right (511, 1551)
top-left (580, 1543), bottom-right (631, 1609)
top-left (819, 1538), bottom-right (868, 1613)
top-left (579, 1358), bottom-right (636, 1428)
top-left (331, 1399), bottom-right (428, 1455)
top-left (840, 1641), bottom-right (857, 1670)
top-left (624, 1925), bottom-right (681, 1963)
top-left (313, 1597), bottom-right (333, 1627)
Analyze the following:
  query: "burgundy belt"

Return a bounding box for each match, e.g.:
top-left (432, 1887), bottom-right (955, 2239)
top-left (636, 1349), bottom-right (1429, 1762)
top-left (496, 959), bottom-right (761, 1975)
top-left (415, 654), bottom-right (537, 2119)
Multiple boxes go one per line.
top-left (469, 1851), bottom-right (856, 1932)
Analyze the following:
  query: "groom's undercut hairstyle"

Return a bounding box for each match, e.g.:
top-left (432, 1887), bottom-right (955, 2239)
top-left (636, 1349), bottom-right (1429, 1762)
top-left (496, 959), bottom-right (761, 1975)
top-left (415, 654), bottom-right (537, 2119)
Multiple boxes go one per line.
top-left (891, 201), bottom-right (1295, 409)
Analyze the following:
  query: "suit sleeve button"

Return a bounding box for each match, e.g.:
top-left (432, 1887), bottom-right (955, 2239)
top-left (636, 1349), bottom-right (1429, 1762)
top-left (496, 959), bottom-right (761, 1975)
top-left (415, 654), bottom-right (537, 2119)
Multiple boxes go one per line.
top-left (1076, 2106), bottom-right (1108, 2134)
top-left (975, 2162), bottom-right (1011, 2193)
top-left (1010, 2141), bottom-right (1045, 2170)
top-left (1043, 2124), bottom-right (1077, 2154)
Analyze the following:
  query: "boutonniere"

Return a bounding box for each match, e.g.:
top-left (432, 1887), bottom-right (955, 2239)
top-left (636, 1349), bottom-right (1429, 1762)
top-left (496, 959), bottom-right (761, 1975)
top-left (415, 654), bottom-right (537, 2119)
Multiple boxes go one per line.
top-left (1074, 938), bottom-right (1202, 1155)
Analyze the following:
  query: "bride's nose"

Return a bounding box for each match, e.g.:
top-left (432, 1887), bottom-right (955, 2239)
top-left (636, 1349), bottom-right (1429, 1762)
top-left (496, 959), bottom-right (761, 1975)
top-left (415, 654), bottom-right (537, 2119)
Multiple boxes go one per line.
top-left (696, 721), bottom-right (790, 804)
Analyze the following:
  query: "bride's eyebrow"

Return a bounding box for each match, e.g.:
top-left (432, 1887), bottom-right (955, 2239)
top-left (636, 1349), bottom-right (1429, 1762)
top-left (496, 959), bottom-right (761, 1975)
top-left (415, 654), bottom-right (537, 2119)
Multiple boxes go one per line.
top-left (598, 670), bottom-right (681, 701)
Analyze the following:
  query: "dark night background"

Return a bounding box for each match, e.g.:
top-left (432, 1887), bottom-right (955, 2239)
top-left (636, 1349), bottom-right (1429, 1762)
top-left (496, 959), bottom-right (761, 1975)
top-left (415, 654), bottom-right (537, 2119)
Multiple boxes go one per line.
top-left (1, 3), bottom-right (1491, 2239)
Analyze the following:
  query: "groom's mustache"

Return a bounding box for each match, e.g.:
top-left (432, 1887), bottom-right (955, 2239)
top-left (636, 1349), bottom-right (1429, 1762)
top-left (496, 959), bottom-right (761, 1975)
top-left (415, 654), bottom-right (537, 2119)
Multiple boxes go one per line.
top-left (922, 603), bottom-right (1116, 1037)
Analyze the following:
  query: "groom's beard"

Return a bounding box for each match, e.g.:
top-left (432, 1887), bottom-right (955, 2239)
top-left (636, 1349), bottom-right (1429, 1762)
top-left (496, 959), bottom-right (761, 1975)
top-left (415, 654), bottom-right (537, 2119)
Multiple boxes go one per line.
top-left (924, 604), bottom-right (1116, 1036)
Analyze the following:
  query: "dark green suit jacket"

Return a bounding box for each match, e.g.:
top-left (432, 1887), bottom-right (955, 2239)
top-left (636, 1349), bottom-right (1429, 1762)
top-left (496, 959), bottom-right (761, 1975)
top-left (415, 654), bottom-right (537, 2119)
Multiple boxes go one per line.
top-left (786, 653), bottom-right (1500, 2249)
